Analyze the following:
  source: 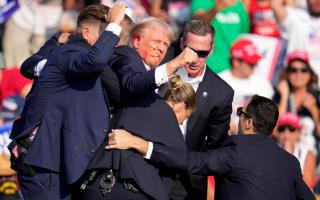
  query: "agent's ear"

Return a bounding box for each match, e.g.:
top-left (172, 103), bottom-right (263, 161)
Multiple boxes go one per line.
top-left (131, 35), bottom-right (141, 49)
top-left (80, 26), bottom-right (90, 41)
top-left (244, 118), bottom-right (254, 130)
top-left (208, 44), bottom-right (214, 57)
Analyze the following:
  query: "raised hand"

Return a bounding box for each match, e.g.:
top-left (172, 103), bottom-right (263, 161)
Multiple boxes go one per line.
top-left (303, 93), bottom-right (317, 112)
top-left (277, 80), bottom-right (290, 98)
top-left (106, 3), bottom-right (127, 25)
top-left (166, 47), bottom-right (198, 76)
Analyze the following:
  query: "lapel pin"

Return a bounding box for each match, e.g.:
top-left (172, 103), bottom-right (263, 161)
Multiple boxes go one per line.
top-left (203, 92), bottom-right (208, 98)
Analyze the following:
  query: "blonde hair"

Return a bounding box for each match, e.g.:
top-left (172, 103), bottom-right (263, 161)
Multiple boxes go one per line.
top-left (128, 17), bottom-right (176, 46)
top-left (159, 75), bottom-right (196, 111)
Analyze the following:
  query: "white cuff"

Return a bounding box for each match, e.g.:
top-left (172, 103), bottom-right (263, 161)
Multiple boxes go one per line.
top-left (144, 142), bottom-right (153, 159)
top-left (105, 23), bottom-right (122, 36)
top-left (34, 59), bottom-right (47, 77)
top-left (155, 64), bottom-right (169, 86)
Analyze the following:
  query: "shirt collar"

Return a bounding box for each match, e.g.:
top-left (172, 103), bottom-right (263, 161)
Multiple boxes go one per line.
top-left (143, 61), bottom-right (151, 71)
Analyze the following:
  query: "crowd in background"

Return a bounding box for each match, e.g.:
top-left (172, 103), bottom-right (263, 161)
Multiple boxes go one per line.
top-left (0, 0), bottom-right (319, 199)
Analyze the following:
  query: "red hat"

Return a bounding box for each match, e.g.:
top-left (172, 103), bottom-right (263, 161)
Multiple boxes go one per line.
top-left (287, 50), bottom-right (310, 65)
top-left (231, 39), bottom-right (262, 65)
top-left (277, 112), bottom-right (301, 129)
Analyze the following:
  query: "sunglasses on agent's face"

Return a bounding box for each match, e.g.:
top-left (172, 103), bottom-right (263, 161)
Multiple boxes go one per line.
top-left (287, 66), bottom-right (310, 74)
top-left (184, 45), bottom-right (211, 58)
top-left (236, 107), bottom-right (252, 118)
top-left (277, 125), bottom-right (297, 133)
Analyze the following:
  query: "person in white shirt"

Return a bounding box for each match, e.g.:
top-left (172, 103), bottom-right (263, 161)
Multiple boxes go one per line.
top-left (270, 0), bottom-right (320, 79)
top-left (219, 38), bottom-right (274, 134)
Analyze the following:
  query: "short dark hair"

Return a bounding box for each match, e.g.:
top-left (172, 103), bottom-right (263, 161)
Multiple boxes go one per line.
top-left (246, 95), bottom-right (279, 135)
top-left (182, 20), bottom-right (215, 45)
top-left (77, 4), bottom-right (109, 28)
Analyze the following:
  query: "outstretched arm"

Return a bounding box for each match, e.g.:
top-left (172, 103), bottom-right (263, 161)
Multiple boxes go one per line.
top-left (109, 46), bottom-right (197, 96)
top-left (106, 129), bottom-right (235, 176)
top-left (106, 129), bottom-right (149, 156)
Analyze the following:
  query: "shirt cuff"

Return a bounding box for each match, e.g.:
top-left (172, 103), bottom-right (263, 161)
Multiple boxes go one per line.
top-left (155, 64), bottom-right (169, 86)
top-left (34, 59), bottom-right (47, 77)
top-left (144, 142), bottom-right (153, 159)
top-left (105, 23), bottom-right (122, 36)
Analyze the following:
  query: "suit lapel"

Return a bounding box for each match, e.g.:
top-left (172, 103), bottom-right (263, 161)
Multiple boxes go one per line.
top-left (186, 68), bottom-right (210, 141)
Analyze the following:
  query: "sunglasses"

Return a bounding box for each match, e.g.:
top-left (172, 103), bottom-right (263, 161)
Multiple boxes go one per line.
top-left (236, 107), bottom-right (251, 118)
top-left (277, 125), bottom-right (297, 133)
top-left (184, 45), bottom-right (211, 58)
top-left (288, 66), bottom-right (309, 73)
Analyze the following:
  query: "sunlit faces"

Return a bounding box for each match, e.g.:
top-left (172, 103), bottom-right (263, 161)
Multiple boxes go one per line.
top-left (287, 60), bottom-right (311, 90)
top-left (182, 32), bottom-right (213, 78)
top-left (276, 125), bottom-right (300, 149)
top-left (237, 59), bottom-right (255, 78)
top-left (308, 0), bottom-right (320, 17)
top-left (132, 26), bottom-right (170, 68)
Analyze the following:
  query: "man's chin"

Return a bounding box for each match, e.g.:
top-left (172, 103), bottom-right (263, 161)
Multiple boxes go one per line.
top-left (186, 67), bottom-right (200, 77)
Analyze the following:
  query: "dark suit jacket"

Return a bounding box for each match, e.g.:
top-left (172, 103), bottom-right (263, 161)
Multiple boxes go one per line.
top-left (177, 67), bottom-right (234, 197)
top-left (100, 45), bottom-right (158, 110)
top-left (88, 46), bottom-right (187, 200)
top-left (20, 40), bottom-right (158, 112)
top-left (10, 32), bottom-right (119, 184)
top-left (151, 134), bottom-right (316, 200)
top-left (185, 67), bottom-right (233, 150)
top-left (20, 32), bottom-right (61, 79)
top-left (88, 93), bottom-right (186, 200)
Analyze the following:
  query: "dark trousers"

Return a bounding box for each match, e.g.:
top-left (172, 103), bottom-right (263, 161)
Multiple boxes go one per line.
top-left (80, 171), bottom-right (151, 200)
top-left (17, 167), bottom-right (71, 200)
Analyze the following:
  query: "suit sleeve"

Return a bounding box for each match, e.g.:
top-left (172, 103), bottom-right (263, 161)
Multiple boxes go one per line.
top-left (151, 142), bottom-right (235, 176)
top-left (293, 161), bottom-right (316, 200)
top-left (206, 88), bottom-right (234, 149)
top-left (100, 66), bottom-right (122, 105)
top-left (20, 32), bottom-right (61, 79)
top-left (61, 31), bottom-right (119, 77)
top-left (109, 49), bottom-right (157, 95)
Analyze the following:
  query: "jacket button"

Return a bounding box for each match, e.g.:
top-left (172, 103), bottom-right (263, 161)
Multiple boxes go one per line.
top-left (103, 129), bottom-right (108, 133)
top-left (91, 149), bottom-right (95, 153)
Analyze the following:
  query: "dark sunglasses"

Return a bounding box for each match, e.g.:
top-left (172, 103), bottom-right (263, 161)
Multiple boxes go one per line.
top-left (288, 66), bottom-right (309, 73)
top-left (184, 45), bottom-right (211, 58)
top-left (236, 107), bottom-right (251, 118)
top-left (277, 125), bottom-right (297, 133)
